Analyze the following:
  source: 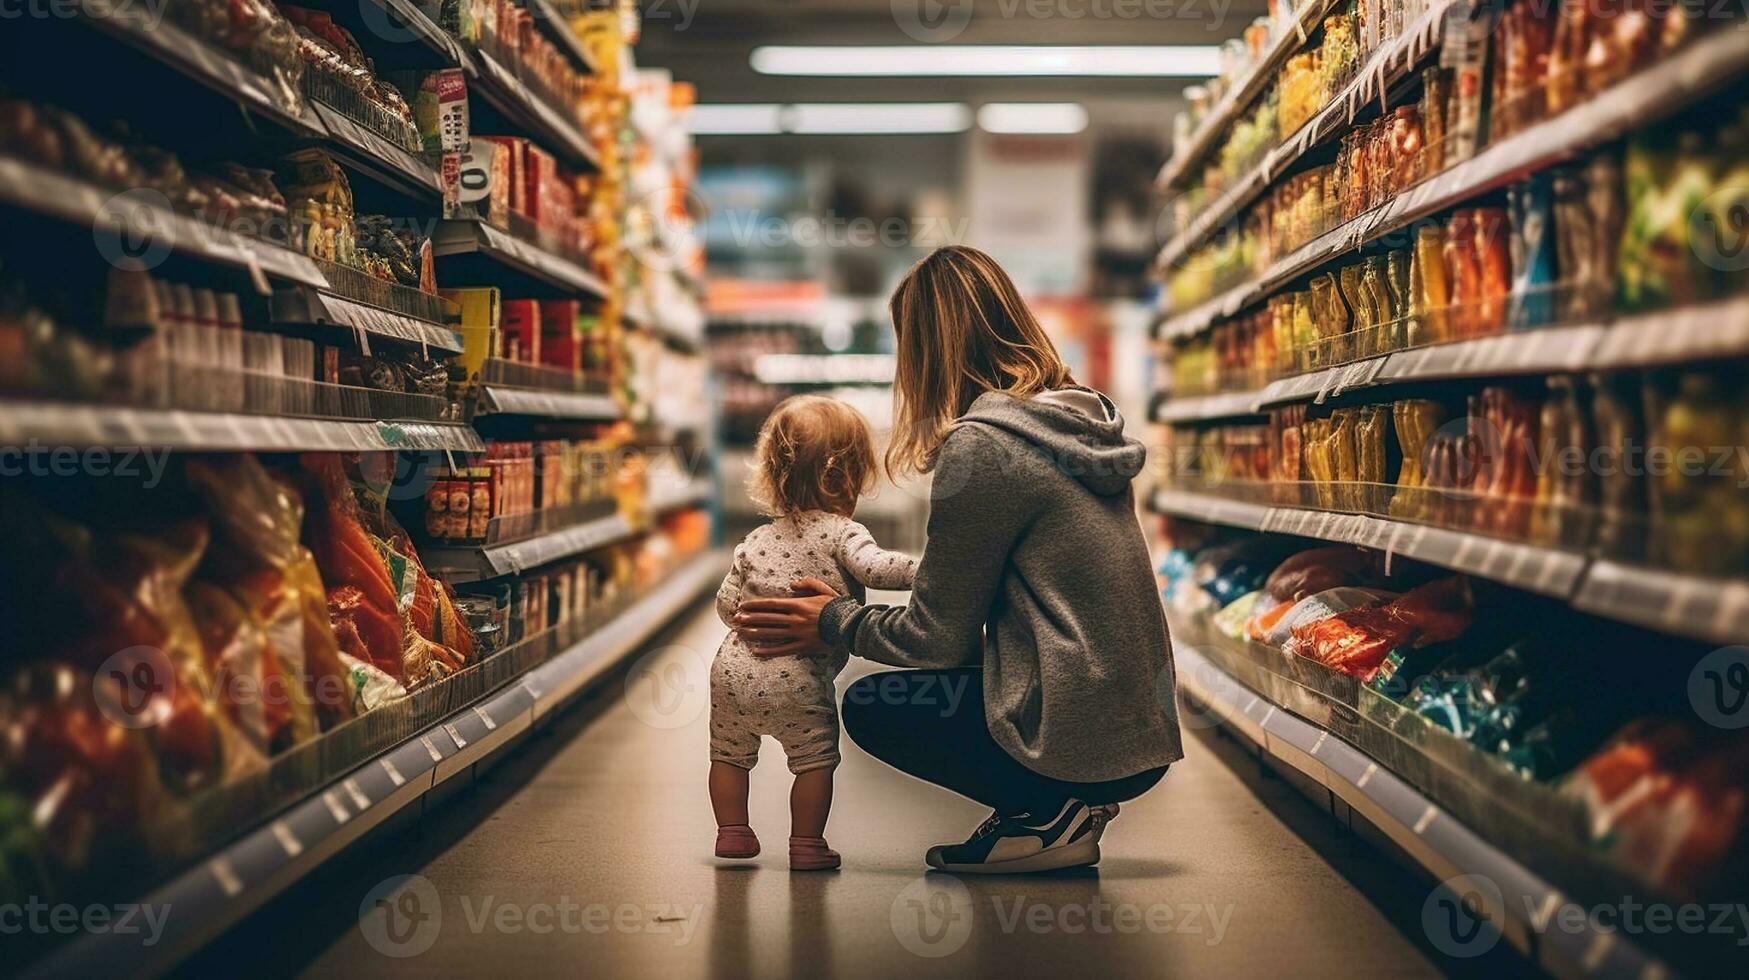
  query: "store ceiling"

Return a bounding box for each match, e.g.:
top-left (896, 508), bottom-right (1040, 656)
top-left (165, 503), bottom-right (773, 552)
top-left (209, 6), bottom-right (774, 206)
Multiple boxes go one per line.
top-left (637, 0), bottom-right (1265, 104)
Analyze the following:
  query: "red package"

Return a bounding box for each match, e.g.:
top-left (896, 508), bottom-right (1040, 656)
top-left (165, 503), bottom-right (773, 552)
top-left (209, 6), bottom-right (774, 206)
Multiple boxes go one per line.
top-left (524, 144), bottom-right (556, 225)
top-left (476, 136), bottom-right (528, 217)
top-left (541, 299), bottom-right (581, 372)
top-left (1287, 576), bottom-right (1475, 679)
top-left (502, 298), bottom-right (541, 364)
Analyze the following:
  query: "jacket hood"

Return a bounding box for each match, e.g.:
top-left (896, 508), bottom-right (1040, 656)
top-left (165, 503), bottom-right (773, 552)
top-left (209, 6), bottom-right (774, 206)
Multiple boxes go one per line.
top-left (957, 386), bottom-right (1147, 496)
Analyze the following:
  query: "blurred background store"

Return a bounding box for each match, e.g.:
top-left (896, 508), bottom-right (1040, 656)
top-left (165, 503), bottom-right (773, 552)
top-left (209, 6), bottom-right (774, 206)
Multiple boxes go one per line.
top-left (3, 1), bottom-right (1749, 978)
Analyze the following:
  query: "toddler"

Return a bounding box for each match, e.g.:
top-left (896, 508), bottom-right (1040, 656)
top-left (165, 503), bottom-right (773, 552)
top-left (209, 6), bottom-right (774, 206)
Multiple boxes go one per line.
top-left (711, 395), bottom-right (918, 870)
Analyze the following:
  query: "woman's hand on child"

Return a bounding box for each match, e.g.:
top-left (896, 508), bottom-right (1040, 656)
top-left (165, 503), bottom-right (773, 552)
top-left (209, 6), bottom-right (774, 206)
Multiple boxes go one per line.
top-left (734, 578), bottom-right (841, 656)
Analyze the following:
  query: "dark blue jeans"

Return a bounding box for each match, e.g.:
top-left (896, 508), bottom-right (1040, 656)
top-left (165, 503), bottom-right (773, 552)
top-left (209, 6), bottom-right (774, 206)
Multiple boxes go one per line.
top-left (841, 667), bottom-right (1167, 817)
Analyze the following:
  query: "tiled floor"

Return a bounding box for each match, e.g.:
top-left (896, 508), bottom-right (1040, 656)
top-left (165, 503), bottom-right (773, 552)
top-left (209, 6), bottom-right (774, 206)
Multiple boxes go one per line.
top-left (189, 600), bottom-right (1527, 979)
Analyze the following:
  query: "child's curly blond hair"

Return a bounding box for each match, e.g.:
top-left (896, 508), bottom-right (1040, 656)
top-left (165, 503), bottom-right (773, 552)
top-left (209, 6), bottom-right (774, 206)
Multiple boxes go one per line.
top-left (749, 395), bottom-right (878, 517)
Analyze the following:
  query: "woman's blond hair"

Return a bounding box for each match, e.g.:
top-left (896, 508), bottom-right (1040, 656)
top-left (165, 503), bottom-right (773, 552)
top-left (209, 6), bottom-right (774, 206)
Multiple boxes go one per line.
top-left (886, 245), bottom-right (1073, 475)
top-left (749, 395), bottom-right (878, 517)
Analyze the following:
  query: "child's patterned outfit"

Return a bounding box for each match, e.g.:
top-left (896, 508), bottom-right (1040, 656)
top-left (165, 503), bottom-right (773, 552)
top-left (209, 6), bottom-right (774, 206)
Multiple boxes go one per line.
top-left (711, 511), bottom-right (917, 774)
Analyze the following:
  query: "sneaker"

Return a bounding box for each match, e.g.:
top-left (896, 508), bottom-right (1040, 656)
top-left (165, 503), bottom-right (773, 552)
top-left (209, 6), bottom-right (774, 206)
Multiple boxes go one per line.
top-left (789, 835), bottom-right (841, 871)
top-left (1089, 802), bottom-right (1119, 841)
top-left (715, 824), bottom-right (760, 859)
top-left (924, 800), bottom-right (1100, 874)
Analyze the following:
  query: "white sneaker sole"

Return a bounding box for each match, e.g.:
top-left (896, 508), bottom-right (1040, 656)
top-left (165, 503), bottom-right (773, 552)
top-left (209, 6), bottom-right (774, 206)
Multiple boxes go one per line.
top-left (927, 838), bottom-right (1101, 875)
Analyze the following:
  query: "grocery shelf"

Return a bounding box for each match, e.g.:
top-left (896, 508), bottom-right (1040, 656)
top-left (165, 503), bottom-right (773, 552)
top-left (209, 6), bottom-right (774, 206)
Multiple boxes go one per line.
top-left (360, 0), bottom-right (467, 67)
top-left (646, 476), bottom-right (714, 514)
top-left (1257, 505), bottom-right (1588, 599)
top-left (1154, 0), bottom-right (1342, 192)
top-left (424, 511), bottom-right (639, 582)
top-left (1157, 0), bottom-right (1457, 270)
top-left (1171, 640), bottom-right (1673, 980)
top-left (522, 550), bottom-right (728, 717)
top-left (0, 399), bottom-right (485, 452)
top-left (432, 219), bottom-right (611, 299)
top-left (1152, 389), bottom-right (1267, 423)
top-left (1573, 561), bottom-right (1749, 649)
top-left (69, 0), bottom-right (443, 203)
top-left (466, 48), bottom-right (601, 171)
top-left (475, 385), bottom-right (621, 420)
top-left (71, 0), bottom-right (323, 137)
top-left (1150, 487), bottom-right (1585, 599)
top-left (1156, 27), bottom-right (1749, 343)
top-left (307, 100), bottom-right (443, 202)
top-left (271, 286), bottom-right (464, 353)
top-left (526, 0), bottom-right (598, 74)
top-left (0, 156), bottom-right (327, 290)
top-left (1154, 296), bottom-right (1749, 424)
top-left (23, 548), bottom-right (726, 980)
top-left (1148, 485), bottom-right (1749, 646)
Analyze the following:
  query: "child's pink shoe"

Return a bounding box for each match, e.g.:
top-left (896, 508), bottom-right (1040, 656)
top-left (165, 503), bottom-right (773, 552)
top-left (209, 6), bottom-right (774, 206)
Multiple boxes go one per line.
top-left (789, 836), bottom-right (841, 871)
top-left (716, 824), bottom-right (760, 859)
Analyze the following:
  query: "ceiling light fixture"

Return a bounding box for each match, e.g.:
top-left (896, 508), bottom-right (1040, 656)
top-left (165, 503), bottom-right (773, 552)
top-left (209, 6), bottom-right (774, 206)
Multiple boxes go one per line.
top-left (750, 45), bottom-right (1221, 77)
top-left (690, 103), bottom-right (972, 136)
top-left (977, 102), bottom-right (1089, 134)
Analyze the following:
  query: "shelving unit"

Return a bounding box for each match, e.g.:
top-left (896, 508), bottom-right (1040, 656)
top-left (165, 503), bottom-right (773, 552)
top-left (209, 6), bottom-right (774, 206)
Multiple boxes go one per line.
top-left (1157, 0), bottom-right (1458, 272)
top-left (1171, 640), bottom-right (1673, 980)
top-left (1156, 26), bottom-right (1749, 342)
top-left (1147, 485), bottom-right (1749, 646)
top-left (423, 511), bottom-right (639, 582)
top-left (23, 549), bottom-right (726, 980)
top-left (1154, 0), bottom-right (1343, 192)
top-left (1152, 294), bottom-right (1749, 424)
top-left (433, 219), bottom-right (612, 298)
top-left (1151, 11), bottom-right (1749, 973)
top-left (0, 400), bottom-right (486, 452)
top-left (0, 156), bottom-right (327, 290)
top-left (466, 48), bottom-right (601, 171)
top-left (3, 8), bottom-right (718, 974)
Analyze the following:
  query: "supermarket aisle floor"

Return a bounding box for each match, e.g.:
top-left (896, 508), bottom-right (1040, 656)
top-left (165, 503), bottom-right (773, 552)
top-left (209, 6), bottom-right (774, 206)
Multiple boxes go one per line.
top-left (196, 600), bottom-right (1494, 980)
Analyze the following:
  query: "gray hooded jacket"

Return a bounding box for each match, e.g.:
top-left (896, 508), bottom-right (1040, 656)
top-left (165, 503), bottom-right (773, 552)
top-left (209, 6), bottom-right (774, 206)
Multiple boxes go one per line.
top-left (821, 386), bottom-right (1183, 782)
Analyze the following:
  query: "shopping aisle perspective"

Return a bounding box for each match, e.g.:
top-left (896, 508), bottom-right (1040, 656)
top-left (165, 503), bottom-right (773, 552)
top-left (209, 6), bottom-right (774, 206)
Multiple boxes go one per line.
top-left (191, 599), bottom-right (1494, 979)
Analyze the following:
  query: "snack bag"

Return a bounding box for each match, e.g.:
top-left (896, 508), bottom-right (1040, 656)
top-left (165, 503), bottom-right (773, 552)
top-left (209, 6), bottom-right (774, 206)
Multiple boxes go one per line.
top-left (1286, 577), bottom-right (1475, 680)
top-left (187, 456), bottom-right (354, 734)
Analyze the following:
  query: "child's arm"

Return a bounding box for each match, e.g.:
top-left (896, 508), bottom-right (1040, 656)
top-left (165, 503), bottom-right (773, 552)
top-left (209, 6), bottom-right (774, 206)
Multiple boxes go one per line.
top-left (715, 545), bottom-right (747, 626)
top-left (839, 521), bottom-right (919, 590)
